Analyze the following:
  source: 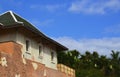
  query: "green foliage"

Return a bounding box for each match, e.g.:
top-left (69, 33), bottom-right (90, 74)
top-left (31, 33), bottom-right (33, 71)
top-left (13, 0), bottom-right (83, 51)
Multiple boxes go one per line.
top-left (57, 50), bottom-right (120, 77)
top-left (76, 69), bottom-right (105, 77)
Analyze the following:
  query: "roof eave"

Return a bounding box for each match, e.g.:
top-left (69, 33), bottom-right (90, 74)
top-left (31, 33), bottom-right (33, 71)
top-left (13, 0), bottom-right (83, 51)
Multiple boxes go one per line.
top-left (24, 25), bottom-right (68, 51)
top-left (2, 23), bottom-right (68, 51)
top-left (0, 11), bottom-right (68, 51)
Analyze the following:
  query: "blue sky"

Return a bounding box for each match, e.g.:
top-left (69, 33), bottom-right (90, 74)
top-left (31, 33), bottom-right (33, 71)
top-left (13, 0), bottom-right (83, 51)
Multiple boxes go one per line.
top-left (0, 0), bottom-right (120, 56)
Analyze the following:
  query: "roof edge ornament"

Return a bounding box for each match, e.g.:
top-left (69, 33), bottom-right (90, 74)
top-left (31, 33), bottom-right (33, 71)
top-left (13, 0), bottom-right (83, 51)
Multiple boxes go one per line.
top-left (9, 11), bottom-right (18, 22)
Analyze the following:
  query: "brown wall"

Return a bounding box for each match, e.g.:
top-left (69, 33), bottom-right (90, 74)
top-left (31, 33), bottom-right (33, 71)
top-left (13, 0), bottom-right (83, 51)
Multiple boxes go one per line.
top-left (0, 42), bottom-right (74, 77)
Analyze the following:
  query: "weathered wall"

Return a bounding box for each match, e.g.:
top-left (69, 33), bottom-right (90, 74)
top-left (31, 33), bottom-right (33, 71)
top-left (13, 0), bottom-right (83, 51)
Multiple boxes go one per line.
top-left (43, 45), bottom-right (57, 69)
top-left (16, 31), bottom-right (58, 69)
top-left (0, 29), bottom-right (58, 69)
top-left (0, 42), bottom-right (45, 77)
top-left (0, 29), bottom-right (17, 42)
top-left (0, 42), bottom-right (75, 77)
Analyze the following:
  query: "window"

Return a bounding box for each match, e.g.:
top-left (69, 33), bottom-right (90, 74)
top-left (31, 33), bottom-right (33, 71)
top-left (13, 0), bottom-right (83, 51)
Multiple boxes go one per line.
top-left (26, 40), bottom-right (29, 51)
top-left (39, 45), bottom-right (42, 56)
top-left (51, 52), bottom-right (54, 61)
top-left (38, 45), bottom-right (43, 59)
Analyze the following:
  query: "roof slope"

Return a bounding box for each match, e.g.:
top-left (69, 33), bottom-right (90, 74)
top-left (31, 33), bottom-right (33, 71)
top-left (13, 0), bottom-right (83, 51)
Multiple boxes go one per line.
top-left (0, 11), bottom-right (68, 51)
top-left (0, 11), bottom-right (18, 26)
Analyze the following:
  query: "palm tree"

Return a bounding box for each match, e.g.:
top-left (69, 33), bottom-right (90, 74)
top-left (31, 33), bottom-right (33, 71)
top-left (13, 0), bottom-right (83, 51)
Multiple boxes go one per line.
top-left (80, 51), bottom-right (93, 69)
top-left (92, 51), bottom-right (99, 68)
top-left (110, 50), bottom-right (120, 76)
top-left (111, 50), bottom-right (120, 61)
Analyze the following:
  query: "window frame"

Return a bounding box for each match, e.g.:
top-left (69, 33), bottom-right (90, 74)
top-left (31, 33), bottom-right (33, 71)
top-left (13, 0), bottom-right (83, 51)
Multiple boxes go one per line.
top-left (25, 40), bottom-right (31, 55)
top-left (51, 51), bottom-right (54, 61)
top-left (38, 44), bottom-right (43, 59)
top-left (26, 40), bottom-right (30, 51)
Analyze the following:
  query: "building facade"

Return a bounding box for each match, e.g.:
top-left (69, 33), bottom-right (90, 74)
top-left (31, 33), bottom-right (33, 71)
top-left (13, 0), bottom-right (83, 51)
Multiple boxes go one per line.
top-left (0, 11), bottom-right (68, 69)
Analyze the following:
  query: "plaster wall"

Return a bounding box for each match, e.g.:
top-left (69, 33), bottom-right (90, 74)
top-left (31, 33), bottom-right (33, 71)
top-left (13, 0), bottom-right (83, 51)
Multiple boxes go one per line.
top-left (16, 32), bottom-right (57, 69)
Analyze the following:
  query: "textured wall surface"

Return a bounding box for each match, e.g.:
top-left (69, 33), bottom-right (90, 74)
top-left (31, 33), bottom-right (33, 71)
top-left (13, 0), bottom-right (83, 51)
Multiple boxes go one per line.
top-left (16, 32), bottom-right (58, 69)
top-left (0, 42), bottom-right (75, 77)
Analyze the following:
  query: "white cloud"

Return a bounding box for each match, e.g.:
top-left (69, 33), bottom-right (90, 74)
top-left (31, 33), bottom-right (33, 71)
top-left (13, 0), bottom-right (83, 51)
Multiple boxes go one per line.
top-left (68, 0), bottom-right (120, 14)
top-left (53, 37), bottom-right (120, 56)
top-left (30, 4), bottom-right (66, 12)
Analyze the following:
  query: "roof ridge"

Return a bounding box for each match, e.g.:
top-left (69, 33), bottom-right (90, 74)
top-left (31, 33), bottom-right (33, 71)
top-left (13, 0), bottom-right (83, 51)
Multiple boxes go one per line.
top-left (9, 11), bottom-right (18, 22)
top-left (0, 10), bottom-right (18, 22)
top-left (12, 11), bottom-right (39, 29)
top-left (0, 10), bottom-right (11, 16)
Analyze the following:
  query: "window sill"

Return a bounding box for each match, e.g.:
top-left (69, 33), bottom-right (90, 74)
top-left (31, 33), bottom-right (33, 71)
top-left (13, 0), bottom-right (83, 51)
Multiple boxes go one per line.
top-left (25, 52), bottom-right (31, 55)
top-left (38, 56), bottom-right (43, 59)
top-left (51, 61), bottom-right (55, 64)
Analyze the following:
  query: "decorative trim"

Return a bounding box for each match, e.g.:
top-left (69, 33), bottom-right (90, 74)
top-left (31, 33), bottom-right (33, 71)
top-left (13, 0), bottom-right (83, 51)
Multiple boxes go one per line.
top-left (9, 11), bottom-right (18, 22)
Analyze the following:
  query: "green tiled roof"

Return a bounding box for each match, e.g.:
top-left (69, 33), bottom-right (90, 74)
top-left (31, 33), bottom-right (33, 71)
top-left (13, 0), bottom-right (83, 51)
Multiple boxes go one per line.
top-left (13, 12), bottom-right (40, 33)
top-left (0, 11), bottom-right (18, 26)
top-left (0, 11), bottom-right (68, 51)
top-left (0, 11), bottom-right (39, 32)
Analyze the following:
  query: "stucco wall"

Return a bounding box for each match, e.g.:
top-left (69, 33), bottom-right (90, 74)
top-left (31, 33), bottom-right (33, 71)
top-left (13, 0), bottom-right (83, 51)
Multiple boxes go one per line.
top-left (43, 46), bottom-right (57, 69)
top-left (16, 32), bottom-right (58, 69)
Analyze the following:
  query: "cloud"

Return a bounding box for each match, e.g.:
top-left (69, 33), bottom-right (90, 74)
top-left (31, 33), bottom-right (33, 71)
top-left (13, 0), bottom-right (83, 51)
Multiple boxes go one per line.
top-left (68, 0), bottom-right (120, 14)
top-left (53, 37), bottom-right (120, 56)
top-left (30, 4), bottom-right (66, 12)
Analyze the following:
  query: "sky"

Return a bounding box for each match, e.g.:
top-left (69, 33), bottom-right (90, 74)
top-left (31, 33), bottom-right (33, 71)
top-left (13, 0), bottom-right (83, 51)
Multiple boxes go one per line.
top-left (0, 0), bottom-right (120, 57)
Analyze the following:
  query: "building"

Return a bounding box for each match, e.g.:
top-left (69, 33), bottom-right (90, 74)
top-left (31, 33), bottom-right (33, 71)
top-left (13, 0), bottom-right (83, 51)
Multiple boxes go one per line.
top-left (0, 11), bottom-right (68, 69)
top-left (0, 11), bottom-right (75, 77)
